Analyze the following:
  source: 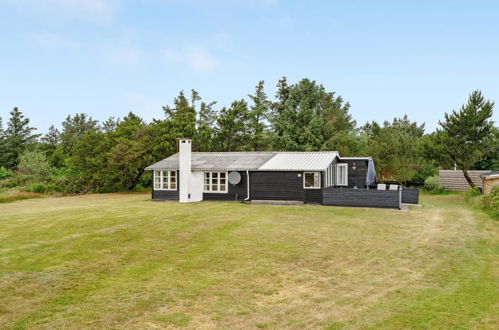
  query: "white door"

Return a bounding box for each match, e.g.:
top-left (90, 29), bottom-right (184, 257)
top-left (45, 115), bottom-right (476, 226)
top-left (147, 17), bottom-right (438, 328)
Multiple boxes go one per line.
top-left (188, 171), bottom-right (203, 202)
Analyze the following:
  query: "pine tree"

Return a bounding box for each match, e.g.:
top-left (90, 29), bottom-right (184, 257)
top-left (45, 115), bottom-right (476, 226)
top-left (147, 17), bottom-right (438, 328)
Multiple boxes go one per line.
top-left (0, 107), bottom-right (40, 168)
top-left (248, 81), bottom-right (270, 150)
top-left (439, 90), bottom-right (495, 188)
top-left (60, 113), bottom-right (99, 155)
top-left (215, 100), bottom-right (251, 151)
top-left (41, 125), bottom-right (61, 148)
top-left (195, 101), bottom-right (217, 151)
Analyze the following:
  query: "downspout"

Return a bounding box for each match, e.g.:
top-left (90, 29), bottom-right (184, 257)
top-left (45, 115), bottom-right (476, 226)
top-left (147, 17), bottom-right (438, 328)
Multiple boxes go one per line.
top-left (244, 170), bottom-right (250, 201)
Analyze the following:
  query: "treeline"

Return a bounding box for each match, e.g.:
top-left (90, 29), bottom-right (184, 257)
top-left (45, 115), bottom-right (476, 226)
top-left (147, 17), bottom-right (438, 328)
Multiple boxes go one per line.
top-left (0, 78), bottom-right (497, 193)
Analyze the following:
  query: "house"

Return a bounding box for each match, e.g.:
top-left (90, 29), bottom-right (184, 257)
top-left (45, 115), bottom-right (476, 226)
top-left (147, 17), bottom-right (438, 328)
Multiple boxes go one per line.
top-left (145, 139), bottom-right (417, 208)
top-left (480, 172), bottom-right (499, 195)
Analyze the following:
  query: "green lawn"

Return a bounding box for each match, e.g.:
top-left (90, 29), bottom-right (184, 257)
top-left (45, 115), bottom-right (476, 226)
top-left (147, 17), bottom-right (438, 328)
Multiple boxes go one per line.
top-left (0, 194), bottom-right (497, 329)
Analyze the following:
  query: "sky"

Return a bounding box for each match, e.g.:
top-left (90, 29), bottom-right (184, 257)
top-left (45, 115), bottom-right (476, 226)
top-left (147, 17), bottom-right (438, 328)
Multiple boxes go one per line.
top-left (0, 0), bottom-right (498, 134)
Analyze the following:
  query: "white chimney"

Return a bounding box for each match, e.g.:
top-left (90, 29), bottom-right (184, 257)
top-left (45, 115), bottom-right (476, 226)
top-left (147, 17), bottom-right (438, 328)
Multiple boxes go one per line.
top-left (178, 139), bottom-right (192, 203)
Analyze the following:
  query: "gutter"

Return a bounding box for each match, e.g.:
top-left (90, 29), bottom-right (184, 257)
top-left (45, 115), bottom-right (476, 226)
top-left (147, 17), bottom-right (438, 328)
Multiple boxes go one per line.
top-left (244, 170), bottom-right (250, 201)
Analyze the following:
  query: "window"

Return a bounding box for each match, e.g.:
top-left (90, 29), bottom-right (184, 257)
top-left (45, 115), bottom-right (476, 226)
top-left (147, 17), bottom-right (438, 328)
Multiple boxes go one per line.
top-left (204, 172), bottom-right (228, 193)
top-left (304, 172), bottom-right (321, 189)
top-left (336, 163), bottom-right (348, 186)
top-left (325, 163), bottom-right (335, 187)
top-left (154, 170), bottom-right (177, 190)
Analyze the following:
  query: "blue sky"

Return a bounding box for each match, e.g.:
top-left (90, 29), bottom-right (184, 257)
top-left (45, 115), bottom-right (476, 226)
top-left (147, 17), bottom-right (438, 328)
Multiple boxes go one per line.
top-left (0, 0), bottom-right (498, 134)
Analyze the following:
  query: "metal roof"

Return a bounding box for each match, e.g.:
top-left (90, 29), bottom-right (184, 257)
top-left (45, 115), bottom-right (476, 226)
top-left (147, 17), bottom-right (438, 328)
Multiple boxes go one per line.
top-left (480, 171), bottom-right (499, 179)
top-left (258, 152), bottom-right (339, 171)
top-left (146, 151), bottom-right (340, 171)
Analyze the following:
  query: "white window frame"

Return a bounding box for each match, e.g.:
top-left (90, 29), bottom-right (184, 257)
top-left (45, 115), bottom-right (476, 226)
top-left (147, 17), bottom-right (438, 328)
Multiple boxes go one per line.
top-left (325, 163), bottom-right (335, 187)
top-left (336, 163), bottom-right (348, 186)
top-left (154, 170), bottom-right (177, 191)
top-left (303, 172), bottom-right (321, 189)
top-left (203, 171), bottom-right (228, 193)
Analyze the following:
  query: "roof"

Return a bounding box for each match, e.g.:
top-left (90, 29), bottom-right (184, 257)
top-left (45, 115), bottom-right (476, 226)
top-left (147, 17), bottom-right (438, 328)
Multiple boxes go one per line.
top-left (480, 171), bottom-right (499, 179)
top-left (145, 151), bottom-right (340, 171)
top-left (258, 152), bottom-right (339, 171)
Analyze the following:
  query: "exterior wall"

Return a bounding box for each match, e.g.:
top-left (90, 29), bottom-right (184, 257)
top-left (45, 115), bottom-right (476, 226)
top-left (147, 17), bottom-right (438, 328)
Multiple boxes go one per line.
top-left (152, 170), bottom-right (179, 201)
top-left (249, 171), bottom-right (324, 203)
top-left (323, 187), bottom-right (400, 209)
top-left (336, 159), bottom-right (368, 188)
top-left (439, 170), bottom-right (488, 191)
top-left (483, 177), bottom-right (499, 195)
top-left (401, 188), bottom-right (420, 204)
top-left (203, 171), bottom-right (248, 201)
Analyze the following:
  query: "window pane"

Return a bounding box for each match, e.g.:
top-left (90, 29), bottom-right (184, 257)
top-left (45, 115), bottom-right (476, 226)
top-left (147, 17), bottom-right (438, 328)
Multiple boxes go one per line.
top-left (211, 177), bottom-right (218, 185)
top-left (170, 171), bottom-right (176, 177)
top-left (211, 184), bottom-right (218, 191)
top-left (154, 183), bottom-right (161, 189)
top-left (170, 183), bottom-right (176, 190)
top-left (305, 173), bottom-right (314, 187)
top-left (220, 172), bottom-right (226, 178)
top-left (204, 184), bottom-right (210, 191)
top-left (220, 178), bottom-right (226, 184)
top-left (220, 184), bottom-right (226, 191)
top-left (314, 173), bottom-right (320, 187)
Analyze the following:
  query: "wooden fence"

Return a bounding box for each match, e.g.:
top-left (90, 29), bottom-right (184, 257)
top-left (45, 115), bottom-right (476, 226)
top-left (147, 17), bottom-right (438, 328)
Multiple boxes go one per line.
top-left (401, 188), bottom-right (419, 204)
top-left (439, 170), bottom-right (489, 191)
top-left (322, 188), bottom-right (400, 209)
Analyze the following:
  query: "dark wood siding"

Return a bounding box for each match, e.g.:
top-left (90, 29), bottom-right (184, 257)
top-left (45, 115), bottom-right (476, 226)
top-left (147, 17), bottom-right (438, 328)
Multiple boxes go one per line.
top-left (203, 171), bottom-right (248, 201)
top-left (323, 187), bottom-right (400, 209)
top-left (250, 171), bottom-right (305, 201)
top-left (401, 188), bottom-right (419, 204)
top-left (305, 189), bottom-right (322, 204)
top-left (339, 159), bottom-right (368, 188)
top-left (152, 170), bottom-right (179, 201)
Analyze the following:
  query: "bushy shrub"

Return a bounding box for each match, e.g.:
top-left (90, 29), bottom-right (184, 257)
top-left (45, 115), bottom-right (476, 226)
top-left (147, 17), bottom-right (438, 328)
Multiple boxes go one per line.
top-left (24, 183), bottom-right (47, 193)
top-left (424, 175), bottom-right (445, 192)
top-left (481, 186), bottom-right (499, 219)
top-left (464, 187), bottom-right (482, 202)
top-left (0, 167), bottom-right (12, 180)
top-left (18, 150), bottom-right (51, 180)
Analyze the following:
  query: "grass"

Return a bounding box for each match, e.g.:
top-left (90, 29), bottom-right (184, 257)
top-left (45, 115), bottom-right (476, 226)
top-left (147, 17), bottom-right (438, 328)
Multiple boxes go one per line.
top-left (0, 193), bottom-right (497, 329)
top-left (0, 191), bottom-right (43, 203)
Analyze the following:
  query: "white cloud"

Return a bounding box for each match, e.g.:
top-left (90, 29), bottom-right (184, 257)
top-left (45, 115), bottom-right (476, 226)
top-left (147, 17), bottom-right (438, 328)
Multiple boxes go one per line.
top-left (49, 0), bottom-right (118, 15)
top-left (2, 0), bottom-right (119, 19)
top-left (107, 49), bottom-right (141, 67)
top-left (163, 46), bottom-right (218, 73)
top-left (32, 32), bottom-right (80, 48)
top-left (186, 48), bottom-right (217, 73)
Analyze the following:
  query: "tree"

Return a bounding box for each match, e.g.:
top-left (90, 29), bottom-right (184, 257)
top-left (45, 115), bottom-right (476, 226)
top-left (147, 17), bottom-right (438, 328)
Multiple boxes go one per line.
top-left (163, 90), bottom-right (198, 140)
top-left (248, 81), bottom-right (271, 150)
top-left (0, 107), bottom-right (40, 168)
top-left (270, 78), bottom-right (355, 151)
top-left (362, 115), bottom-right (425, 183)
top-left (438, 90), bottom-right (495, 188)
top-left (215, 100), bottom-right (251, 151)
top-left (60, 113), bottom-right (99, 155)
top-left (195, 101), bottom-right (217, 152)
top-left (18, 150), bottom-right (51, 180)
top-left (108, 113), bottom-right (155, 190)
top-left (41, 125), bottom-right (61, 149)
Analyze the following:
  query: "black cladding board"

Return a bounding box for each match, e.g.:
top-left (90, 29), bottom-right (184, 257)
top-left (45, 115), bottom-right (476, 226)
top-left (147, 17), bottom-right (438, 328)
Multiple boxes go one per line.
top-left (250, 171), bottom-right (306, 201)
top-left (323, 187), bottom-right (400, 209)
top-left (337, 159), bottom-right (368, 188)
top-left (401, 188), bottom-right (420, 204)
